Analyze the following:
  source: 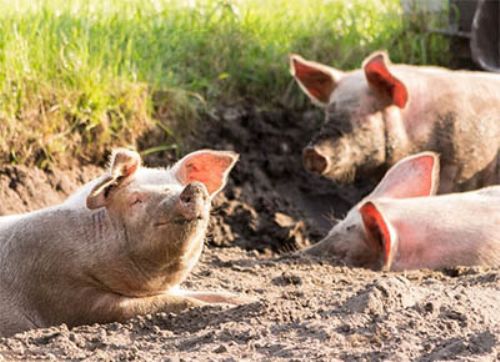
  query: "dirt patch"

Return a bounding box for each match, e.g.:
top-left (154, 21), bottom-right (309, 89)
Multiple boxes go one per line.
top-left (1, 248), bottom-right (498, 360)
top-left (0, 106), bottom-right (498, 360)
top-left (0, 164), bottom-right (101, 216)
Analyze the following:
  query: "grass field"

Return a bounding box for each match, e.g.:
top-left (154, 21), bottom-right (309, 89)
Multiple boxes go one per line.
top-left (0, 0), bottom-right (450, 166)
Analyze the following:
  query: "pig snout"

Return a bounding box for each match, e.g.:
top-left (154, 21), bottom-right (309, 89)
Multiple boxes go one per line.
top-left (176, 182), bottom-right (209, 221)
top-left (303, 146), bottom-right (331, 175)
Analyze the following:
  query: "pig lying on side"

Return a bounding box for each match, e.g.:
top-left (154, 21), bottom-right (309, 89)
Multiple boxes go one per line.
top-left (303, 152), bottom-right (500, 271)
top-left (290, 51), bottom-right (500, 192)
top-left (0, 148), bottom-right (244, 337)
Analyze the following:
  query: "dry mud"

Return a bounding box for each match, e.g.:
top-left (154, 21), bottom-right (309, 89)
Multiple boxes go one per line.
top-left (0, 106), bottom-right (499, 360)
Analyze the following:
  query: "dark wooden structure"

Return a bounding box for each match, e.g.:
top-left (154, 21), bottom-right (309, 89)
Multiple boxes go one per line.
top-left (449, 0), bottom-right (500, 71)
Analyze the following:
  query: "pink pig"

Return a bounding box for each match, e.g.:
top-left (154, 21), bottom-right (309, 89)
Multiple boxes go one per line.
top-left (303, 152), bottom-right (500, 271)
top-left (290, 51), bottom-right (500, 193)
top-left (0, 148), bottom-right (246, 337)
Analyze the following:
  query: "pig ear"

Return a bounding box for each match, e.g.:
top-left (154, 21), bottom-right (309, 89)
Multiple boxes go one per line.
top-left (363, 52), bottom-right (408, 108)
top-left (289, 54), bottom-right (343, 106)
top-left (359, 201), bottom-right (396, 271)
top-left (368, 152), bottom-right (440, 199)
top-left (86, 149), bottom-right (141, 209)
top-left (172, 150), bottom-right (239, 197)
top-left (108, 148), bottom-right (141, 179)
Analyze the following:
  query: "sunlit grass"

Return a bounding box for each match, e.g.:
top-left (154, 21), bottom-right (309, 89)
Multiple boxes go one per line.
top-left (0, 0), bottom-right (450, 166)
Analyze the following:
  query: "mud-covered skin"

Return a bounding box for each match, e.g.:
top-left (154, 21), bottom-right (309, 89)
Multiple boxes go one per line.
top-left (311, 96), bottom-right (386, 183)
top-left (292, 52), bottom-right (500, 192)
top-left (0, 149), bottom-right (243, 337)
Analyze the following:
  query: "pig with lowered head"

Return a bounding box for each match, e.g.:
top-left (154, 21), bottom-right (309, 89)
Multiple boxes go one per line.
top-left (0, 148), bottom-right (244, 337)
top-left (303, 152), bottom-right (500, 271)
top-left (290, 51), bottom-right (500, 192)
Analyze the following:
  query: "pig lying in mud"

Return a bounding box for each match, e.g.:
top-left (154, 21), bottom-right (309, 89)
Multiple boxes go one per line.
top-left (290, 51), bottom-right (500, 192)
top-left (303, 152), bottom-right (500, 271)
top-left (0, 148), bottom-right (244, 337)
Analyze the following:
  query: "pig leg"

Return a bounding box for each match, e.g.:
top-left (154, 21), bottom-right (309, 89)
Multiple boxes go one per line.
top-left (9, 293), bottom-right (207, 331)
top-left (176, 290), bottom-right (254, 305)
top-left (87, 293), bottom-right (206, 324)
top-left (0, 315), bottom-right (35, 337)
top-left (94, 290), bottom-right (249, 325)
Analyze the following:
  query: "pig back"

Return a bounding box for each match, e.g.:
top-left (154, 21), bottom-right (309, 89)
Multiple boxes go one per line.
top-left (376, 190), bottom-right (500, 270)
top-left (397, 67), bottom-right (500, 191)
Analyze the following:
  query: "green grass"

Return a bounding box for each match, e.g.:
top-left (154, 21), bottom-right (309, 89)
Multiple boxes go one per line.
top-left (0, 0), bottom-right (450, 166)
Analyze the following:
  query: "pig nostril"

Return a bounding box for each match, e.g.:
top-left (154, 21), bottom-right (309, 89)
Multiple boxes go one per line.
top-left (180, 187), bottom-right (194, 203)
top-left (180, 182), bottom-right (206, 203)
top-left (303, 147), bottom-right (329, 174)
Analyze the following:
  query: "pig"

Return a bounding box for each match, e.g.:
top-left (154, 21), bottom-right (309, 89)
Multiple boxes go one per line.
top-left (290, 51), bottom-right (500, 193)
top-left (0, 148), bottom-right (246, 337)
top-left (303, 152), bottom-right (500, 271)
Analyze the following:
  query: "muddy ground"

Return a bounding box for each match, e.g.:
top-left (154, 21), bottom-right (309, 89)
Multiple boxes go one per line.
top-left (0, 106), bottom-right (498, 361)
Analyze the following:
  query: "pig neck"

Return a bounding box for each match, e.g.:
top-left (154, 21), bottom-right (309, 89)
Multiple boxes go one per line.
top-left (70, 207), bottom-right (200, 296)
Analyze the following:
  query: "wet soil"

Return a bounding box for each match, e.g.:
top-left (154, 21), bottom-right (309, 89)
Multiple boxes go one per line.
top-left (181, 105), bottom-right (375, 253)
top-left (0, 106), bottom-right (498, 360)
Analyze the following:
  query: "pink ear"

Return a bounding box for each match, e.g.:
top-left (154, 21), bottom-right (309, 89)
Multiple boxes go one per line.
top-left (369, 152), bottom-right (440, 199)
top-left (110, 148), bottom-right (141, 178)
top-left (289, 54), bottom-right (342, 105)
top-left (363, 52), bottom-right (408, 108)
top-left (359, 201), bottom-right (395, 270)
top-left (87, 149), bottom-right (141, 210)
top-left (174, 150), bottom-right (239, 196)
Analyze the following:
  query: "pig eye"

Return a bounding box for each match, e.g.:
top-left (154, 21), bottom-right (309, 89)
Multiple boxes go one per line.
top-left (129, 194), bottom-right (144, 206)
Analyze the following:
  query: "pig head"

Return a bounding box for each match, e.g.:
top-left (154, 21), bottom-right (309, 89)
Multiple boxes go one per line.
top-left (303, 152), bottom-right (500, 271)
top-left (290, 51), bottom-right (500, 192)
top-left (83, 148), bottom-right (240, 294)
